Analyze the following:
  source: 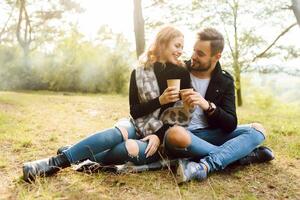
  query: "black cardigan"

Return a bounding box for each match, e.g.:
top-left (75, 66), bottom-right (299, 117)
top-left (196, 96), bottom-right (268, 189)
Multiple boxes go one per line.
top-left (186, 60), bottom-right (238, 133)
top-left (129, 62), bottom-right (191, 140)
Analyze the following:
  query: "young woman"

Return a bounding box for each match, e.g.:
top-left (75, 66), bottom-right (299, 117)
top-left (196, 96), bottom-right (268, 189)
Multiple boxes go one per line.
top-left (22, 26), bottom-right (191, 182)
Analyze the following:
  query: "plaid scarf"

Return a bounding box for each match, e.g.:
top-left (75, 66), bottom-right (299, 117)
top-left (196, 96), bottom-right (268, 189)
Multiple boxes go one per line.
top-left (134, 65), bottom-right (163, 137)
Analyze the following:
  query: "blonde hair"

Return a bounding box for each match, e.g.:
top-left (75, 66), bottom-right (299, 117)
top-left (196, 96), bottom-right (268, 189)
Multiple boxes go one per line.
top-left (139, 26), bottom-right (183, 68)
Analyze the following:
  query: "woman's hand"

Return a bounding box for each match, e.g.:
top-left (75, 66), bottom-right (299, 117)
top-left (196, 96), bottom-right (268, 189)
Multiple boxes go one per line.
top-left (159, 86), bottom-right (180, 105)
top-left (141, 134), bottom-right (160, 158)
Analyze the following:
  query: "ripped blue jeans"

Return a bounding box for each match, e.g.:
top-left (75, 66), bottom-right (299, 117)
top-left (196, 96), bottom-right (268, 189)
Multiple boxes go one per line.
top-left (63, 119), bottom-right (160, 165)
top-left (164, 125), bottom-right (265, 172)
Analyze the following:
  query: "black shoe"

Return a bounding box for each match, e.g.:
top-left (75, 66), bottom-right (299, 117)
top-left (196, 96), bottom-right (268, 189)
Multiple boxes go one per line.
top-left (23, 154), bottom-right (70, 182)
top-left (57, 145), bottom-right (71, 155)
top-left (239, 146), bottom-right (274, 165)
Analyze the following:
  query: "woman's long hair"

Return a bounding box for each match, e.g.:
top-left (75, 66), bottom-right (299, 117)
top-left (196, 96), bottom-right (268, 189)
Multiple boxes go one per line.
top-left (139, 26), bottom-right (183, 68)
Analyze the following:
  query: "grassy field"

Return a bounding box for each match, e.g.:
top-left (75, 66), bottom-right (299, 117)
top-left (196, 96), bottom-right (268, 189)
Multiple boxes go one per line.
top-left (0, 91), bottom-right (299, 200)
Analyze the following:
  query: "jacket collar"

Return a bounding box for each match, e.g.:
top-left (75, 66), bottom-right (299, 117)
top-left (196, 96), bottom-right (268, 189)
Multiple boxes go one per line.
top-left (205, 61), bottom-right (223, 100)
top-left (211, 61), bottom-right (223, 80)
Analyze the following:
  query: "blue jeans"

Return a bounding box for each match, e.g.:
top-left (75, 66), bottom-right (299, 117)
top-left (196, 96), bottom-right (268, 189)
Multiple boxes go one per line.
top-left (165, 125), bottom-right (265, 172)
top-left (63, 119), bottom-right (160, 165)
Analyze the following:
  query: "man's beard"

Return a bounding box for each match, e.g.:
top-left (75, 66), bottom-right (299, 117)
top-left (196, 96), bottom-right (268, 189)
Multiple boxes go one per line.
top-left (187, 59), bottom-right (212, 72)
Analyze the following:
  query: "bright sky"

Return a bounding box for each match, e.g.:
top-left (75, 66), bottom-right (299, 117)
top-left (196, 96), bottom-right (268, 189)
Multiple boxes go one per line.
top-left (77, 0), bottom-right (134, 43)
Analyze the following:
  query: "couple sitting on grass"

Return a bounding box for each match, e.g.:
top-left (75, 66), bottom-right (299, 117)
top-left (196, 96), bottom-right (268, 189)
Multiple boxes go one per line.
top-left (23, 26), bottom-right (274, 184)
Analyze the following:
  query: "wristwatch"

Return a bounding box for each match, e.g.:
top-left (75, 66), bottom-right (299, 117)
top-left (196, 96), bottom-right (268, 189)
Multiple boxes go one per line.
top-left (205, 101), bottom-right (216, 114)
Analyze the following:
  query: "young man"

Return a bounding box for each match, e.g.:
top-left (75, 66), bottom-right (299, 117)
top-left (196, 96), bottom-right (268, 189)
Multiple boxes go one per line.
top-left (164, 28), bottom-right (274, 183)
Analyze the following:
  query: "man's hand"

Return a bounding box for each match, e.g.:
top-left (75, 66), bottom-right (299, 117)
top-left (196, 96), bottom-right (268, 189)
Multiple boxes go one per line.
top-left (159, 86), bottom-right (180, 105)
top-left (141, 134), bottom-right (160, 158)
top-left (183, 90), bottom-right (210, 111)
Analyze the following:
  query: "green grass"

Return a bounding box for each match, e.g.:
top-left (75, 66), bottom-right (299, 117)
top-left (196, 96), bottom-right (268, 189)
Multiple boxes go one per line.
top-left (0, 91), bottom-right (299, 199)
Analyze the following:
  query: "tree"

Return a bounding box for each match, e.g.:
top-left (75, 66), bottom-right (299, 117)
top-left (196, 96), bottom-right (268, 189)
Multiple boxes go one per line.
top-left (292, 0), bottom-right (300, 26)
top-left (214, 0), bottom-right (297, 106)
top-left (15, 0), bottom-right (82, 60)
top-left (16, 0), bottom-right (32, 67)
top-left (30, 25), bottom-right (133, 93)
top-left (0, 1), bottom-right (15, 44)
top-left (133, 0), bottom-right (145, 58)
top-left (13, 0), bottom-right (83, 88)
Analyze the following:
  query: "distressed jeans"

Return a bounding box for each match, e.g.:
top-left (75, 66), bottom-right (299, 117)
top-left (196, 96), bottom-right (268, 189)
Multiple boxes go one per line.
top-left (164, 125), bottom-right (265, 172)
top-left (63, 119), bottom-right (160, 165)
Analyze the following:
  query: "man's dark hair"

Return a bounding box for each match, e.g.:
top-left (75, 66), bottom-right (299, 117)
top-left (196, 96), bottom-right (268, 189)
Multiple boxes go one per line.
top-left (197, 28), bottom-right (224, 56)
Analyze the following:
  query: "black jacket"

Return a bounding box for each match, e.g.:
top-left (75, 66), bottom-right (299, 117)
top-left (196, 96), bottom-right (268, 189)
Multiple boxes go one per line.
top-left (187, 60), bottom-right (238, 133)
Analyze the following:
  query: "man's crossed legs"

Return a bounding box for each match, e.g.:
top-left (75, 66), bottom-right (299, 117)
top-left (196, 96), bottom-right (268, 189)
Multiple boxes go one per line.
top-left (164, 123), bottom-right (274, 183)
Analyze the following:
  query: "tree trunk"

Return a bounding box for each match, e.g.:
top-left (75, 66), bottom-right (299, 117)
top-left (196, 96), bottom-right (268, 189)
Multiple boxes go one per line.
top-left (233, 59), bottom-right (243, 106)
top-left (133, 0), bottom-right (145, 58)
top-left (23, 43), bottom-right (30, 68)
top-left (235, 72), bottom-right (243, 107)
top-left (16, 0), bottom-right (32, 66)
top-left (292, 0), bottom-right (300, 26)
top-left (232, 0), bottom-right (243, 106)
top-left (16, 0), bottom-right (32, 88)
top-left (236, 87), bottom-right (242, 107)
